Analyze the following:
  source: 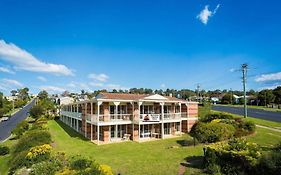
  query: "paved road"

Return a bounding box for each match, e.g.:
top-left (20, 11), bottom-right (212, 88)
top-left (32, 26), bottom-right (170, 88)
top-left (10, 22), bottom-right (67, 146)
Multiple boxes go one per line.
top-left (212, 105), bottom-right (281, 123)
top-left (0, 100), bottom-right (35, 142)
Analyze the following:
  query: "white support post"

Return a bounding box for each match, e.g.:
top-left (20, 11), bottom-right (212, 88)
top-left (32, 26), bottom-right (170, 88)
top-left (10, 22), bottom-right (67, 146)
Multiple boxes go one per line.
top-left (97, 101), bottom-right (102, 145)
top-left (90, 102), bottom-right (93, 141)
top-left (76, 119), bottom-right (78, 132)
top-left (85, 103), bottom-right (87, 138)
top-left (186, 103), bottom-right (189, 132)
top-left (179, 103), bottom-right (182, 136)
top-left (160, 102), bottom-right (165, 139)
top-left (131, 102), bottom-right (134, 141)
top-left (138, 102), bottom-right (143, 141)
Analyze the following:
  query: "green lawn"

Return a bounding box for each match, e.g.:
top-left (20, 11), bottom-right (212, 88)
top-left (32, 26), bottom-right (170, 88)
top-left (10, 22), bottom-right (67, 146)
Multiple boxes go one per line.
top-left (1, 118), bottom-right (280, 175)
top-left (48, 120), bottom-right (205, 175)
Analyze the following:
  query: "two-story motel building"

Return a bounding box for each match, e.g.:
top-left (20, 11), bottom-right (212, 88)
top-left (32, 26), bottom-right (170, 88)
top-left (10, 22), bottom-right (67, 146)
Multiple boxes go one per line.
top-left (60, 92), bottom-right (198, 145)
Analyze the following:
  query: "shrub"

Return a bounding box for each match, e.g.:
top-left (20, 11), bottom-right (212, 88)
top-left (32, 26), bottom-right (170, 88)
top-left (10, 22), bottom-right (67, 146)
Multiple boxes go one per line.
top-left (99, 165), bottom-right (113, 175)
top-left (190, 122), bottom-right (235, 143)
top-left (56, 168), bottom-right (76, 175)
top-left (0, 145), bottom-right (10, 155)
top-left (257, 151), bottom-right (281, 175)
top-left (13, 130), bottom-right (51, 153)
top-left (201, 113), bottom-right (234, 122)
top-left (9, 151), bottom-right (29, 174)
top-left (30, 160), bottom-right (62, 175)
top-left (204, 139), bottom-right (261, 175)
top-left (29, 104), bottom-right (45, 120)
top-left (26, 144), bottom-right (52, 163)
top-left (11, 120), bottom-right (29, 139)
top-left (70, 157), bottom-right (93, 170)
top-left (70, 156), bottom-right (102, 175)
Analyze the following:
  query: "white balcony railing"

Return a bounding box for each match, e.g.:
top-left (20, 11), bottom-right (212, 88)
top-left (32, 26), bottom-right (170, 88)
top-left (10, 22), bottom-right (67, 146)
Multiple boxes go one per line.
top-left (61, 111), bottom-right (82, 119)
top-left (163, 113), bottom-right (181, 120)
top-left (140, 114), bottom-right (161, 122)
top-left (87, 114), bottom-right (133, 123)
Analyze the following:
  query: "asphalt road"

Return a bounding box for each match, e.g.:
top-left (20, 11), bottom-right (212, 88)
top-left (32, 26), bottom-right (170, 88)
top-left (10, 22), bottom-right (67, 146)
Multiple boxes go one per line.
top-left (212, 105), bottom-right (281, 123)
top-left (0, 99), bottom-right (35, 142)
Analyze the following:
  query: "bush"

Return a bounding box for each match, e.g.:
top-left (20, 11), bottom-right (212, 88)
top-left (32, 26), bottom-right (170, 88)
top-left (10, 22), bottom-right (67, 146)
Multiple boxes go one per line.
top-left (26, 144), bottom-right (52, 164)
top-left (9, 151), bottom-right (29, 174)
top-left (201, 113), bottom-right (234, 122)
top-left (29, 105), bottom-right (45, 120)
top-left (99, 165), bottom-right (113, 175)
top-left (11, 120), bottom-right (29, 139)
top-left (190, 122), bottom-right (235, 143)
top-left (257, 150), bottom-right (281, 175)
top-left (0, 145), bottom-right (10, 155)
top-left (204, 139), bottom-right (261, 175)
top-left (70, 156), bottom-right (102, 175)
top-left (13, 130), bottom-right (51, 153)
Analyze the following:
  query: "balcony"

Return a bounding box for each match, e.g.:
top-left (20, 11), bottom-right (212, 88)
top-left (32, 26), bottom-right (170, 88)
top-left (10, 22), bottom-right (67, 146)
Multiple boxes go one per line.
top-left (61, 111), bottom-right (82, 119)
top-left (163, 113), bottom-right (181, 121)
top-left (140, 114), bottom-right (161, 122)
top-left (87, 114), bottom-right (133, 125)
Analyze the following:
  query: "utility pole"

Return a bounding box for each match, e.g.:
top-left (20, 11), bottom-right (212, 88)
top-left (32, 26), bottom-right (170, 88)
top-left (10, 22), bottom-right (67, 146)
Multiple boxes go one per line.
top-left (230, 88), bottom-right (233, 105)
top-left (196, 84), bottom-right (200, 102)
top-left (242, 64), bottom-right (248, 118)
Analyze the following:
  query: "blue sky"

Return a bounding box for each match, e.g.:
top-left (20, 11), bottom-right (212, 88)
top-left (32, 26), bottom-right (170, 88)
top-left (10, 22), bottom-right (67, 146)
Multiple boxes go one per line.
top-left (0, 0), bottom-right (281, 95)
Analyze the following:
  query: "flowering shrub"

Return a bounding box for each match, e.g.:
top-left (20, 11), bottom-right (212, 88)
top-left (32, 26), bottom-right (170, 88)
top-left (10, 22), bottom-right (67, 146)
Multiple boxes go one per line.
top-left (26, 144), bottom-right (52, 163)
top-left (204, 138), bottom-right (261, 174)
top-left (99, 165), bottom-right (113, 175)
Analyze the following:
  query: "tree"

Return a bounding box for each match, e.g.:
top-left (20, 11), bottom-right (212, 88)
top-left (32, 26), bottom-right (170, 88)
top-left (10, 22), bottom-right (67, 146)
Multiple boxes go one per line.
top-left (38, 90), bottom-right (48, 100)
top-left (221, 93), bottom-right (232, 104)
top-left (10, 90), bottom-right (17, 96)
top-left (17, 87), bottom-right (29, 101)
top-left (11, 120), bottom-right (29, 138)
top-left (273, 86), bottom-right (281, 104)
top-left (257, 89), bottom-right (275, 106)
top-left (29, 105), bottom-right (45, 119)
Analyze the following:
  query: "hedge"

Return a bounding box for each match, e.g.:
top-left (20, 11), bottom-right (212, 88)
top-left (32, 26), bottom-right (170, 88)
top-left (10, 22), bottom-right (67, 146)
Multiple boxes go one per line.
top-left (190, 122), bottom-right (235, 143)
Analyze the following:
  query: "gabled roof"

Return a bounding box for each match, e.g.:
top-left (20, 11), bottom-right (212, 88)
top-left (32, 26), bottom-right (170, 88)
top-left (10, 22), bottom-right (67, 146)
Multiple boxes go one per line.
top-left (96, 92), bottom-right (189, 103)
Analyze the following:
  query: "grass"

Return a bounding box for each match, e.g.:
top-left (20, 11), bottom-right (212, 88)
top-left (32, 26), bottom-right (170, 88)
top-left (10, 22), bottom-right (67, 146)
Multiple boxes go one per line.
top-left (48, 120), bottom-right (205, 175)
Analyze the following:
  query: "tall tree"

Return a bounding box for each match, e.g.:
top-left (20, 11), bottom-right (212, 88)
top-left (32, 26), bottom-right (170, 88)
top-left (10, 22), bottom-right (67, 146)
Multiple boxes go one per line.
top-left (273, 86), bottom-right (281, 104)
top-left (257, 89), bottom-right (275, 106)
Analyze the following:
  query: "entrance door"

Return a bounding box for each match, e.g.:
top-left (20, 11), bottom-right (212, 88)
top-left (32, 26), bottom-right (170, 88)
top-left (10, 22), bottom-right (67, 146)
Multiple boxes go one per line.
top-left (164, 123), bottom-right (171, 135)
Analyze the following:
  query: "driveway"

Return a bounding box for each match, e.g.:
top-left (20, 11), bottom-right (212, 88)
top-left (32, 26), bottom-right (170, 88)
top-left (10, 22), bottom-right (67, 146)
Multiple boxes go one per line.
top-left (212, 105), bottom-right (281, 123)
top-left (0, 99), bottom-right (35, 142)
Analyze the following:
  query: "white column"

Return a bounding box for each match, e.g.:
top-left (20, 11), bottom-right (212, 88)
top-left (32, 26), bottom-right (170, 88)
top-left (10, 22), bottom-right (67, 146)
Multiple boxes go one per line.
top-left (131, 102), bottom-right (134, 141)
top-left (85, 103), bottom-right (87, 138)
top-left (97, 101), bottom-right (102, 145)
top-left (76, 119), bottom-right (78, 132)
top-left (138, 102), bottom-right (143, 141)
top-left (160, 102), bottom-right (165, 139)
top-left (179, 103), bottom-right (182, 136)
top-left (90, 102), bottom-right (93, 141)
top-left (186, 103), bottom-right (189, 132)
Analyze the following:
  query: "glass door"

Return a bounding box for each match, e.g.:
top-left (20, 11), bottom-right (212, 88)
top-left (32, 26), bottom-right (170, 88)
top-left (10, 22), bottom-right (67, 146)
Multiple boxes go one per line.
top-left (164, 123), bottom-right (171, 135)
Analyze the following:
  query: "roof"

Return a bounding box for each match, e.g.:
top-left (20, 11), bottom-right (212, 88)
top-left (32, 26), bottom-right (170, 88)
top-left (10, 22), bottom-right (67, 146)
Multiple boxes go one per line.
top-left (96, 92), bottom-right (194, 103)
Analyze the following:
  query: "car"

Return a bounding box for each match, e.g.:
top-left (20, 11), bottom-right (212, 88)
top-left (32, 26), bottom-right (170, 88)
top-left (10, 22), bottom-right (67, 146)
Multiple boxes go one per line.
top-left (1, 117), bottom-right (9, 122)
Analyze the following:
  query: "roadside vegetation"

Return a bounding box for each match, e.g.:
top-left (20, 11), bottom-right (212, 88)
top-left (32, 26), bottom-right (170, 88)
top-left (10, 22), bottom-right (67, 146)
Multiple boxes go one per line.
top-left (0, 91), bottom-right (113, 175)
top-left (0, 88), bottom-right (30, 120)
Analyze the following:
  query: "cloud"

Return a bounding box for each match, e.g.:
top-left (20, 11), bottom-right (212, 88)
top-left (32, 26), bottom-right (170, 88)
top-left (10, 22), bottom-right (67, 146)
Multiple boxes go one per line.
top-left (258, 83), bottom-right (281, 90)
top-left (88, 73), bottom-right (109, 82)
top-left (2, 78), bottom-right (23, 87)
top-left (160, 84), bottom-right (166, 88)
top-left (67, 82), bottom-right (76, 88)
top-left (39, 85), bottom-right (65, 93)
top-left (197, 4), bottom-right (220, 25)
top-left (0, 39), bottom-right (74, 76)
top-left (37, 76), bottom-right (47, 82)
top-left (0, 66), bottom-right (15, 74)
top-left (89, 82), bottom-right (104, 87)
top-left (0, 79), bottom-right (23, 91)
top-left (255, 72), bottom-right (281, 82)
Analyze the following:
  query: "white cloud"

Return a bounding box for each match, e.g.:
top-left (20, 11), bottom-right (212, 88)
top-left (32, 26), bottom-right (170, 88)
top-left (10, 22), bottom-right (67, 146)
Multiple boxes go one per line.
top-left (39, 85), bottom-right (65, 93)
top-left (0, 66), bottom-right (15, 74)
top-left (89, 82), bottom-right (104, 87)
top-left (67, 82), bottom-right (76, 88)
top-left (255, 72), bottom-right (281, 82)
top-left (88, 73), bottom-right (109, 82)
top-left (105, 84), bottom-right (128, 90)
top-left (161, 84), bottom-right (166, 88)
top-left (0, 39), bottom-right (74, 76)
top-left (37, 76), bottom-right (47, 82)
top-left (2, 78), bottom-right (23, 87)
top-left (259, 83), bottom-right (281, 90)
top-left (197, 4), bottom-right (220, 25)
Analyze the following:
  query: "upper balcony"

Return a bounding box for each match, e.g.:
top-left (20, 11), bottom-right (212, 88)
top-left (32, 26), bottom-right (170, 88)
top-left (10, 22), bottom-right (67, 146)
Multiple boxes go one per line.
top-left (86, 114), bottom-right (133, 125)
top-left (61, 111), bottom-right (82, 119)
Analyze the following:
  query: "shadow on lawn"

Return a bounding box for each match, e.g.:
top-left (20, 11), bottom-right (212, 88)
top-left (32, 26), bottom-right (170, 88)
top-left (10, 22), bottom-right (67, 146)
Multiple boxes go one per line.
top-left (176, 139), bottom-right (198, 147)
top-left (181, 156), bottom-right (205, 170)
top-left (54, 119), bottom-right (88, 141)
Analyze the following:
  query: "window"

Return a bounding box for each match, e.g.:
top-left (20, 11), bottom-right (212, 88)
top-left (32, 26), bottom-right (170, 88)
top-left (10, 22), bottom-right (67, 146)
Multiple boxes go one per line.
top-left (109, 105), bottom-right (115, 114)
top-left (175, 122), bottom-right (180, 132)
